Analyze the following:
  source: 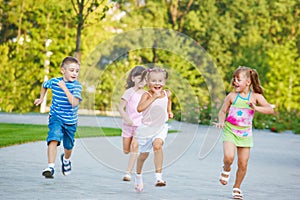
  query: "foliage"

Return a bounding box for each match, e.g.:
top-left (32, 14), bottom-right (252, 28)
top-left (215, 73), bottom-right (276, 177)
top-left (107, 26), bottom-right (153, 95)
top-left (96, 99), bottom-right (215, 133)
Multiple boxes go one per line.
top-left (253, 109), bottom-right (300, 134)
top-left (0, 0), bottom-right (299, 133)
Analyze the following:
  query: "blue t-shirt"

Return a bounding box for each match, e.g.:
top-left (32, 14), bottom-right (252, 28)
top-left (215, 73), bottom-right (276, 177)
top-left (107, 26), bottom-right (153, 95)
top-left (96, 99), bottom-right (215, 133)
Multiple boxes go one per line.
top-left (43, 77), bottom-right (82, 124)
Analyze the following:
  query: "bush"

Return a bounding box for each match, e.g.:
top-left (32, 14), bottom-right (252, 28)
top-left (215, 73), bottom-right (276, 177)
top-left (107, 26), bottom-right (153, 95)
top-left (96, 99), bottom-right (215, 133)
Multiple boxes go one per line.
top-left (254, 109), bottom-right (300, 134)
top-left (175, 102), bottom-right (300, 135)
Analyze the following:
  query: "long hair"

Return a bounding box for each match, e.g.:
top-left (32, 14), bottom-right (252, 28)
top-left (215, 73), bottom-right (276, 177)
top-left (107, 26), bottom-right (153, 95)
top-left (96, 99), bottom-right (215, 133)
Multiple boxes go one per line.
top-left (126, 66), bottom-right (146, 89)
top-left (232, 66), bottom-right (264, 94)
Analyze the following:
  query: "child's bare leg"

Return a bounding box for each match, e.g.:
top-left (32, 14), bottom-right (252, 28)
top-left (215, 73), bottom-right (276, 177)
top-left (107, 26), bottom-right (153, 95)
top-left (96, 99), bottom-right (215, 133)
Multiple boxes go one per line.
top-left (136, 152), bottom-right (149, 174)
top-left (220, 141), bottom-right (236, 185)
top-left (153, 138), bottom-right (166, 186)
top-left (123, 137), bottom-right (132, 154)
top-left (64, 148), bottom-right (72, 159)
top-left (126, 138), bottom-right (139, 173)
top-left (153, 138), bottom-right (164, 173)
top-left (233, 147), bottom-right (250, 189)
top-left (48, 141), bottom-right (58, 163)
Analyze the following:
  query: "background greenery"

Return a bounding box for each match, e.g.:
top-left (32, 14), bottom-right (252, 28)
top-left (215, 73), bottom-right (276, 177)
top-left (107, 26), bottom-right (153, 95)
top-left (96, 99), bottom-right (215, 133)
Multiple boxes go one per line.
top-left (0, 0), bottom-right (299, 133)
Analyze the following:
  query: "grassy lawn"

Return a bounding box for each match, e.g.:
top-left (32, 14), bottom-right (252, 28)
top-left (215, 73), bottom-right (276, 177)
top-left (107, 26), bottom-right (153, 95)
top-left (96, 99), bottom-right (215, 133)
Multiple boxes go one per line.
top-left (0, 123), bottom-right (122, 148)
top-left (0, 123), bottom-right (177, 148)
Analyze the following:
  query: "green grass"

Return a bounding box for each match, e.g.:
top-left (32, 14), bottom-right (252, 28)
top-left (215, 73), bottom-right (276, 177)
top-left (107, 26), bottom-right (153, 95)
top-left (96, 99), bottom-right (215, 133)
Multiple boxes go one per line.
top-left (0, 123), bottom-right (177, 148)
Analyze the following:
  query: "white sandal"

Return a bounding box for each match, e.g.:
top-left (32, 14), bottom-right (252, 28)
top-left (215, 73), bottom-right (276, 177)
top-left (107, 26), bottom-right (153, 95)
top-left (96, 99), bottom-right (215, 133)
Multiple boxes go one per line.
top-left (219, 166), bottom-right (230, 185)
top-left (232, 188), bottom-right (243, 199)
top-left (123, 173), bottom-right (131, 181)
top-left (134, 174), bottom-right (144, 192)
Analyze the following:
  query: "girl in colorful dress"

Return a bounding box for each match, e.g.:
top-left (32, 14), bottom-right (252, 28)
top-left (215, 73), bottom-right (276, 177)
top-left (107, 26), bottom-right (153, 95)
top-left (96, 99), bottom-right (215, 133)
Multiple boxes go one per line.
top-left (215, 66), bottom-right (274, 199)
top-left (133, 67), bottom-right (173, 192)
top-left (118, 66), bottom-right (146, 181)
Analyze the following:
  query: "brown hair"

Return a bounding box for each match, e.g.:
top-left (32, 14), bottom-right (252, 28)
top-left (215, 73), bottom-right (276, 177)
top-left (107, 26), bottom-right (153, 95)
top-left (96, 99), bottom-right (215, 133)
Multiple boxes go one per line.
top-left (60, 56), bottom-right (80, 68)
top-left (126, 66), bottom-right (146, 89)
top-left (232, 66), bottom-right (264, 94)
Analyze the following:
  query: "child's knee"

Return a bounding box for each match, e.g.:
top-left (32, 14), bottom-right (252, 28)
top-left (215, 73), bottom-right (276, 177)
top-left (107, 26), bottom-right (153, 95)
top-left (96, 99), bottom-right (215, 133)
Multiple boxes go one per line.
top-left (224, 156), bottom-right (234, 165)
top-left (123, 149), bottom-right (130, 154)
top-left (153, 142), bottom-right (162, 151)
top-left (237, 161), bottom-right (248, 171)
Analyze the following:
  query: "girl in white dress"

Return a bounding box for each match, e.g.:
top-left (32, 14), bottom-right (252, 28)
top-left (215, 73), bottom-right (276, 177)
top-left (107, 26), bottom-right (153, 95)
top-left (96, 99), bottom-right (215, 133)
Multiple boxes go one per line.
top-left (133, 67), bottom-right (173, 192)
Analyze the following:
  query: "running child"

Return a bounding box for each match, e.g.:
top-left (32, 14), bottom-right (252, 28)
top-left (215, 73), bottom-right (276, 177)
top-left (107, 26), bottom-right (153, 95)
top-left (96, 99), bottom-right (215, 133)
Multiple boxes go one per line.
top-left (118, 66), bottom-right (146, 181)
top-left (214, 66), bottom-right (274, 199)
top-left (133, 67), bottom-right (173, 192)
top-left (34, 56), bottom-right (82, 178)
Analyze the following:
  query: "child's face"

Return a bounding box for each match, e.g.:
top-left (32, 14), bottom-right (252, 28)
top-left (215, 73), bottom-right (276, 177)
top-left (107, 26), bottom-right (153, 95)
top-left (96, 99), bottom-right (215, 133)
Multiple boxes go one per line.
top-left (61, 63), bottom-right (80, 82)
top-left (132, 75), bottom-right (146, 89)
top-left (233, 72), bottom-right (250, 92)
top-left (147, 72), bottom-right (166, 93)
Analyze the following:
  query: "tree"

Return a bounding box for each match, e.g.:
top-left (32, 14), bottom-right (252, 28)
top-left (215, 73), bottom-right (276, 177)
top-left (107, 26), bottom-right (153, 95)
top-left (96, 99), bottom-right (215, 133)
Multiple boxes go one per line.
top-left (265, 40), bottom-right (300, 111)
top-left (70, 0), bottom-right (114, 61)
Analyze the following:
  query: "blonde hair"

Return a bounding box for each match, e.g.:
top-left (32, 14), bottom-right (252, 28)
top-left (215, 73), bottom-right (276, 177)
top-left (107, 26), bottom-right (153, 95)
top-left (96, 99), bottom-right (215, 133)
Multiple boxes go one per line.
top-left (141, 67), bottom-right (168, 82)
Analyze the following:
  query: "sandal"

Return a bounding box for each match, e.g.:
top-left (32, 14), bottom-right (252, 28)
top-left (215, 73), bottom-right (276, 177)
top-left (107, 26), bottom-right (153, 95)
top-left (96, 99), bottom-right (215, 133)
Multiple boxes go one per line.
top-left (134, 174), bottom-right (144, 192)
top-left (219, 166), bottom-right (230, 185)
top-left (232, 188), bottom-right (243, 199)
top-left (123, 173), bottom-right (131, 181)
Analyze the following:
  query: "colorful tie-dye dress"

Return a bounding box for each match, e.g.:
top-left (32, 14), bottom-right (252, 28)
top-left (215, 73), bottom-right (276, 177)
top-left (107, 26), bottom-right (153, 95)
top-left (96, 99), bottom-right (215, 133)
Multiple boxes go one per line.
top-left (222, 91), bottom-right (255, 147)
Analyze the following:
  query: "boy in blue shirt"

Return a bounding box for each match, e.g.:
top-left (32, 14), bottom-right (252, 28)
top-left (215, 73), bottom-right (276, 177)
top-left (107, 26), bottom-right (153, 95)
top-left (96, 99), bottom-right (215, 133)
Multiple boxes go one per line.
top-left (34, 56), bottom-right (82, 178)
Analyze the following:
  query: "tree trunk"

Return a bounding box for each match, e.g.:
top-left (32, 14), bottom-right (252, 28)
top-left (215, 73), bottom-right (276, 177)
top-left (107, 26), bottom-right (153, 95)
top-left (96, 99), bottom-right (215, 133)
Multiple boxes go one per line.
top-left (74, 22), bottom-right (82, 61)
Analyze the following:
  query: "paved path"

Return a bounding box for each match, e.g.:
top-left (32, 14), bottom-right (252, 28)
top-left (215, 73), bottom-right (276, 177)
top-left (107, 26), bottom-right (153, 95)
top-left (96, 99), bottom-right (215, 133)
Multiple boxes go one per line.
top-left (0, 113), bottom-right (300, 200)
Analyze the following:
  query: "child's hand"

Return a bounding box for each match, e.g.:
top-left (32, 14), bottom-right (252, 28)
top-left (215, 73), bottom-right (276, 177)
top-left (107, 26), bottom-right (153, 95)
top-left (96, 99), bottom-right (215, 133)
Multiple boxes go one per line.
top-left (247, 101), bottom-right (256, 110)
top-left (126, 119), bottom-right (134, 126)
top-left (34, 98), bottom-right (43, 106)
top-left (153, 91), bottom-right (162, 99)
top-left (57, 80), bottom-right (67, 90)
top-left (168, 112), bottom-right (174, 119)
top-left (211, 122), bottom-right (224, 129)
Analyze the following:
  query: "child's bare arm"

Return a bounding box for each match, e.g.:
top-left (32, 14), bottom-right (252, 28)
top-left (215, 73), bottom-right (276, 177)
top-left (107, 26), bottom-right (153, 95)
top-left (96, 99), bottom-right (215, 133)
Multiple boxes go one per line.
top-left (167, 90), bottom-right (173, 118)
top-left (137, 93), bottom-right (157, 112)
top-left (248, 93), bottom-right (275, 114)
top-left (215, 93), bottom-right (234, 128)
top-left (34, 86), bottom-right (47, 106)
top-left (118, 99), bottom-right (133, 125)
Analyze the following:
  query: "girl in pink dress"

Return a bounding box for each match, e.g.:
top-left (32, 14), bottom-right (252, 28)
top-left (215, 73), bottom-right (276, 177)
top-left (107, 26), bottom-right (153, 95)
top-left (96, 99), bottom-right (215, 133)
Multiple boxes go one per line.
top-left (118, 66), bottom-right (146, 181)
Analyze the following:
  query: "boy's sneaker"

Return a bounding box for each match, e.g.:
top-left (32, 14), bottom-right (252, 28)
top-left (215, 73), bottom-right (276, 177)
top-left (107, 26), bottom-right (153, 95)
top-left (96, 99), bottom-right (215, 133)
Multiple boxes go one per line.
top-left (42, 167), bottom-right (54, 179)
top-left (61, 154), bottom-right (71, 176)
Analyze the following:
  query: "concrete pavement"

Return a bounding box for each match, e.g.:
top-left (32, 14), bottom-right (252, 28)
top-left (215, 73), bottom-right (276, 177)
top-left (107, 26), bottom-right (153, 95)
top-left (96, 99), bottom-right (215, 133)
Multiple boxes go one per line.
top-left (0, 113), bottom-right (300, 199)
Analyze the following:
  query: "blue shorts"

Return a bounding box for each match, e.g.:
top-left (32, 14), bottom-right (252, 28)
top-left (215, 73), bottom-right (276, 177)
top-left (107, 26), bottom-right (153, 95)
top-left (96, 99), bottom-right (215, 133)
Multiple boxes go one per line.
top-left (47, 115), bottom-right (77, 150)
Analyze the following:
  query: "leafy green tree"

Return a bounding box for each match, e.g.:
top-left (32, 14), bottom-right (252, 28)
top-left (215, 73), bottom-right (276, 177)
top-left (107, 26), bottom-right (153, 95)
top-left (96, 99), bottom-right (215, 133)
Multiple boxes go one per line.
top-left (70, 0), bottom-right (116, 60)
top-left (265, 40), bottom-right (300, 111)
